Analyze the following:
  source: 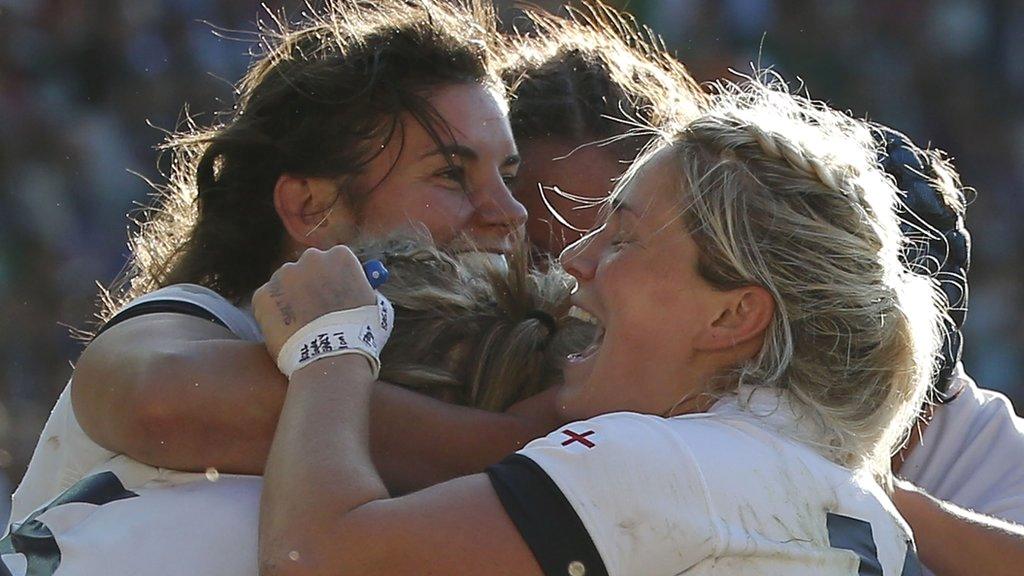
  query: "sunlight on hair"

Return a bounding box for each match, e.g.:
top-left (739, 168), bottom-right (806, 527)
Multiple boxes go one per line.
top-left (655, 73), bottom-right (945, 481)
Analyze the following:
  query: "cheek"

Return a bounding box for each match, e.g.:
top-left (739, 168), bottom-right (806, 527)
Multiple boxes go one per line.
top-left (361, 187), bottom-right (472, 238)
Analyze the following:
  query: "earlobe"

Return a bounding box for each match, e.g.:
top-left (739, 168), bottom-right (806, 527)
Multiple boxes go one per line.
top-left (698, 286), bottom-right (774, 351)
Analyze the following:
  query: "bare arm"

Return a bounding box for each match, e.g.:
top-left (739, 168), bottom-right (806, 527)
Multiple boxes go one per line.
top-left (371, 383), bottom-right (560, 494)
top-left (72, 311), bottom-right (558, 484)
top-left (72, 314), bottom-right (285, 475)
top-left (894, 479), bottom-right (1024, 576)
top-left (260, 355), bottom-right (542, 576)
top-left (255, 247), bottom-right (543, 575)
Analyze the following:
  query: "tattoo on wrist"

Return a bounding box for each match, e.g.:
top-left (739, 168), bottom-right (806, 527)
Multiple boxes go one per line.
top-left (268, 278), bottom-right (295, 326)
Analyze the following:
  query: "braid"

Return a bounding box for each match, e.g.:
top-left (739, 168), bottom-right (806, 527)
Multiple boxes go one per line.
top-left (744, 122), bottom-right (846, 193)
top-left (657, 77), bottom-right (943, 479)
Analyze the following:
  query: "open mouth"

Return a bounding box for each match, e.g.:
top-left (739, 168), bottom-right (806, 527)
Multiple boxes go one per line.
top-left (567, 306), bottom-right (604, 364)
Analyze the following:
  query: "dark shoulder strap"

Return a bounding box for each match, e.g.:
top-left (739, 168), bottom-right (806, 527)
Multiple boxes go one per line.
top-left (95, 300), bottom-right (229, 338)
top-left (486, 454), bottom-right (608, 576)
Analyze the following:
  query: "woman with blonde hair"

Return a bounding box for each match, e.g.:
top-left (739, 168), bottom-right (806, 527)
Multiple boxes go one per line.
top-left (8, 0), bottom-right (538, 529)
top-left (254, 78), bottom-right (941, 575)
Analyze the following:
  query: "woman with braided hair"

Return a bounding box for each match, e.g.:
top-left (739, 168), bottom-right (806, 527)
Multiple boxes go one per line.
top-left (500, 7), bottom-right (1024, 568)
top-left (254, 78), bottom-right (941, 575)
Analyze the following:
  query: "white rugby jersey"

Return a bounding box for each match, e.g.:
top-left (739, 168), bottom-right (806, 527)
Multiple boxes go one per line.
top-left (487, 387), bottom-right (922, 576)
top-left (900, 367), bottom-right (1024, 576)
top-left (8, 284), bottom-right (260, 525)
top-left (1, 458), bottom-right (259, 576)
top-left (902, 367), bottom-right (1024, 525)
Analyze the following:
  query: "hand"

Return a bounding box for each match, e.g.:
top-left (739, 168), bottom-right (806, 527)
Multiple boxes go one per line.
top-left (253, 245), bottom-right (376, 360)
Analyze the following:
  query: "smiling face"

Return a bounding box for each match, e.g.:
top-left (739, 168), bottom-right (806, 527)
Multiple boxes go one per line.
top-left (294, 83), bottom-right (528, 255)
top-left (557, 147), bottom-right (742, 421)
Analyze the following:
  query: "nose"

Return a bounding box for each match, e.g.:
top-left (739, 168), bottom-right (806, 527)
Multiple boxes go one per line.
top-left (559, 230), bottom-right (599, 281)
top-left (474, 176), bottom-right (528, 232)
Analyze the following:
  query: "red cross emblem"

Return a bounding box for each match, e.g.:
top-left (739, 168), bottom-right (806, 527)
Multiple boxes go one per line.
top-left (561, 429), bottom-right (596, 448)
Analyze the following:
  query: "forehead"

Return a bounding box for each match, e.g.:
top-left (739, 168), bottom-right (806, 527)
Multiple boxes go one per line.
top-left (610, 145), bottom-right (681, 219)
top-left (417, 83), bottom-right (513, 146)
top-left (516, 139), bottom-right (624, 198)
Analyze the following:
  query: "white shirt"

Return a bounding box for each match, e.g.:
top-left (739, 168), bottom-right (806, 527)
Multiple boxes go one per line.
top-left (8, 284), bottom-right (260, 524)
top-left (498, 388), bottom-right (920, 575)
top-left (2, 457), bottom-right (259, 576)
top-left (899, 367), bottom-right (1024, 576)
top-left (901, 367), bottom-right (1024, 526)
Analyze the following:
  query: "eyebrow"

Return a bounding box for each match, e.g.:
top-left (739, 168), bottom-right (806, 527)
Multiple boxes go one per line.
top-left (420, 144), bottom-right (520, 167)
top-left (609, 196), bottom-right (639, 217)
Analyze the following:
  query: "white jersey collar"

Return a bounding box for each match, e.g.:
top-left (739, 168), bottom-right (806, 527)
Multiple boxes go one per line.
top-left (709, 385), bottom-right (833, 457)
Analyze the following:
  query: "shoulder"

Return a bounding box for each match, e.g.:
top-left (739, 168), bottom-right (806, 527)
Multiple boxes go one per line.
top-left (516, 410), bottom-right (823, 490)
top-left (915, 368), bottom-right (1024, 461)
top-left (487, 411), bottom-right (915, 575)
top-left (486, 412), bottom-right (720, 575)
top-left (513, 411), bottom-right (736, 494)
top-left (99, 283), bottom-right (262, 342)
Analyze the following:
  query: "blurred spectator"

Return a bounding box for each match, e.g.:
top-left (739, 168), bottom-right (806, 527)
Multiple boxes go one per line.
top-left (2, 0), bottom-right (1021, 491)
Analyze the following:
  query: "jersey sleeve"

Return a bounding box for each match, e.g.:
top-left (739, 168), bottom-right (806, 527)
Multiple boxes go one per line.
top-left (96, 284), bottom-right (262, 341)
top-left (486, 412), bottom-right (718, 576)
top-left (902, 370), bottom-right (1024, 526)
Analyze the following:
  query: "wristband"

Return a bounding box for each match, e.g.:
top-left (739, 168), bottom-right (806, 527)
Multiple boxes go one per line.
top-left (276, 293), bottom-right (394, 379)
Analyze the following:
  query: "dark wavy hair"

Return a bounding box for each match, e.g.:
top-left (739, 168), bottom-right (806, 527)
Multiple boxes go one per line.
top-left (100, 0), bottom-right (500, 320)
top-left (501, 3), bottom-right (708, 153)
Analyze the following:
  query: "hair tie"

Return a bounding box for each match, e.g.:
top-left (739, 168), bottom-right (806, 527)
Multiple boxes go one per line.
top-left (525, 310), bottom-right (558, 335)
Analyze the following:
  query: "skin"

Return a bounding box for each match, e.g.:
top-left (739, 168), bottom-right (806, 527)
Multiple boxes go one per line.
top-left (891, 479), bottom-right (1024, 576)
top-left (277, 84), bottom-right (527, 255)
top-left (513, 138), bottom-right (625, 255)
top-left (254, 149), bottom-right (771, 576)
top-left (71, 82), bottom-right (544, 489)
top-left (556, 147), bottom-right (772, 420)
top-left (524, 130), bottom-right (1024, 573)
top-left (69, 70), bottom-right (1021, 576)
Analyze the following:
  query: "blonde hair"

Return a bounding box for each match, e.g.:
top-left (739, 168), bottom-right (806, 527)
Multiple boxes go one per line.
top-left (355, 236), bottom-right (594, 411)
top-left (652, 78), bottom-right (942, 477)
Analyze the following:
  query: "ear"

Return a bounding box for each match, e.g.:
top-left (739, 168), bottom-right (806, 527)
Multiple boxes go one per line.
top-left (696, 286), bottom-right (774, 352)
top-left (273, 174), bottom-right (354, 252)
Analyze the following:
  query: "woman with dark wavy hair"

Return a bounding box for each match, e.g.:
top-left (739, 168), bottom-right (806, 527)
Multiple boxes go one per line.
top-left (10, 0), bottom-right (536, 525)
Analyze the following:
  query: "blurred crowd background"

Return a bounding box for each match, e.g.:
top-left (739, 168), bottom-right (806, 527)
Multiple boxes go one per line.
top-left (1, 0), bottom-right (1022, 525)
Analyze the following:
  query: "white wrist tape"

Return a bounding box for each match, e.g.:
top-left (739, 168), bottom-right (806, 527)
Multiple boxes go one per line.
top-left (276, 293), bottom-right (394, 379)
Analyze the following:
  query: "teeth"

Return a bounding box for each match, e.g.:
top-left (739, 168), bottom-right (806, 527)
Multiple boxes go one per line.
top-left (456, 252), bottom-right (508, 272)
top-left (569, 306), bottom-right (598, 324)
